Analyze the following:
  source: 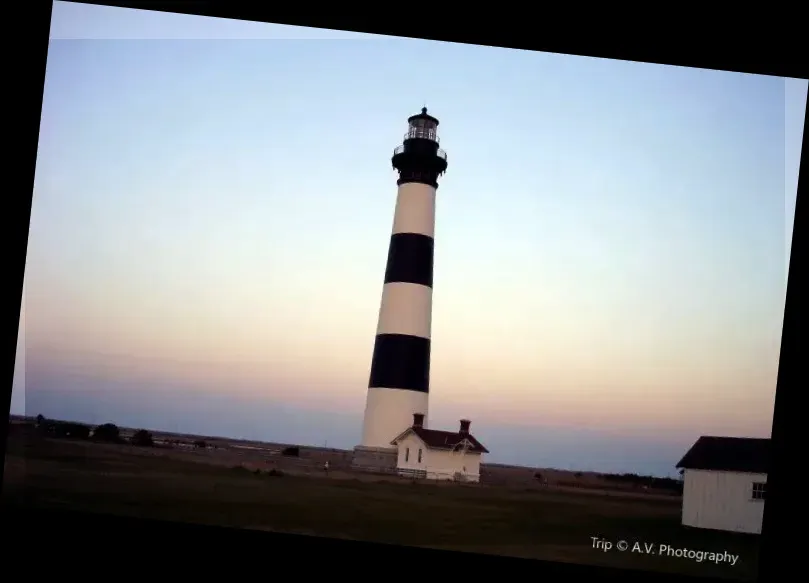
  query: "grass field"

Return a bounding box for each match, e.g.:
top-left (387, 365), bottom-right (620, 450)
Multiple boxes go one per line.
top-left (2, 426), bottom-right (759, 580)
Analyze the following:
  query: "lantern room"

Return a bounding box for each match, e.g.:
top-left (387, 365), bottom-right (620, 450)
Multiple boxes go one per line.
top-left (405, 107), bottom-right (440, 142)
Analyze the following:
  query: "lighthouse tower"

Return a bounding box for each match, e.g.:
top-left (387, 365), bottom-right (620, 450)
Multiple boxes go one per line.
top-left (352, 108), bottom-right (448, 470)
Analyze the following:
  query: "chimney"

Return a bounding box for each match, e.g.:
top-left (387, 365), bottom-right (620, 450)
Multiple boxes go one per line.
top-left (412, 413), bottom-right (425, 428)
top-left (459, 419), bottom-right (471, 435)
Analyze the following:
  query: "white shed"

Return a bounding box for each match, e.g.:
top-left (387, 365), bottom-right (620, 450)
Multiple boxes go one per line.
top-left (676, 436), bottom-right (768, 535)
top-left (390, 414), bottom-right (489, 482)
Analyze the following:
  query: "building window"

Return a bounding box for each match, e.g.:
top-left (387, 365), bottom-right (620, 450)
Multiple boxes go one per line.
top-left (418, 449), bottom-right (423, 463)
top-left (751, 482), bottom-right (766, 501)
top-left (405, 447), bottom-right (409, 462)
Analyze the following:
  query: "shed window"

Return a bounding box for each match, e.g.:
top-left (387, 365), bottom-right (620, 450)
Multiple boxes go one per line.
top-left (405, 447), bottom-right (409, 462)
top-left (418, 449), bottom-right (423, 463)
top-left (751, 482), bottom-right (766, 501)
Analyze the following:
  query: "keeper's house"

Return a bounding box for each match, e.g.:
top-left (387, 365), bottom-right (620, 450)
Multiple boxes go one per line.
top-left (391, 414), bottom-right (489, 482)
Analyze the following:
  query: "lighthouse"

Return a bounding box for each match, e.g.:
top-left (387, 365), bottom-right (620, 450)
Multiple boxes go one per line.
top-left (352, 108), bottom-right (448, 470)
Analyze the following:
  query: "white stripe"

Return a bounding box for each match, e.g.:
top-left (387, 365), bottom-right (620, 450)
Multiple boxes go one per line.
top-left (391, 182), bottom-right (436, 238)
top-left (376, 282), bottom-right (432, 339)
top-left (361, 387), bottom-right (429, 448)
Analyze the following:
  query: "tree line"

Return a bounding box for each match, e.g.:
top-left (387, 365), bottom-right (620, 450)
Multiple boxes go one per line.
top-left (533, 469), bottom-right (683, 494)
top-left (31, 415), bottom-right (303, 456)
top-left (34, 414), bottom-right (155, 447)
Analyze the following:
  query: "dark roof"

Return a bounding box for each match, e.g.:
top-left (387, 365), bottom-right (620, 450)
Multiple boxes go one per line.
top-left (392, 427), bottom-right (489, 454)
top-left (407, 107), bottom-right (440, 126)
top-left (676, 436), bottom-right (769, 473)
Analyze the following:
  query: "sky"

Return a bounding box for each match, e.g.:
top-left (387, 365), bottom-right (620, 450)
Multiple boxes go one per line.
top-left (10, 1), bottom-right (806, 477)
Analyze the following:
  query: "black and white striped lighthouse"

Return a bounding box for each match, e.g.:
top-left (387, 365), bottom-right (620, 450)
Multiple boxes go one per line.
top-left (353, 108), bottom-right (448, 468)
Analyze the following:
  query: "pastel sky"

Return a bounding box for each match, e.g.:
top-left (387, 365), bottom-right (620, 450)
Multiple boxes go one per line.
top-left (11, 2), bottom-right (805, 476)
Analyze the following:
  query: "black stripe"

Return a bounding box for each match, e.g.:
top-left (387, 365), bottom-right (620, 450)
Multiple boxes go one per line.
top-left (368, 333), bottom-right (431, 393)
top-left (383, 233), bottom-right (434, 288)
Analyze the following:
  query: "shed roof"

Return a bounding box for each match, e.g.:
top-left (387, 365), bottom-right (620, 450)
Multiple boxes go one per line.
top-left (676, 436), bottom-right (769, 474)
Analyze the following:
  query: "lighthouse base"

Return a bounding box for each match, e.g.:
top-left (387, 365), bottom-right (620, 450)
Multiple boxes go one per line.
top-left (351, 445), bottom-right (398, 474)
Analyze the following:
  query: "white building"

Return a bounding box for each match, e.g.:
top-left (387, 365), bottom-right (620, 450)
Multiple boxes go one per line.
top-left (676, 436), bottom-right (768, 535)
top-left (390, 414), bottom-right (489, 482)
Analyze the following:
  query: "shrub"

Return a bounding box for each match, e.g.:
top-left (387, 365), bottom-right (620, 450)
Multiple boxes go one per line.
top-left (55, 422), bottom-right (91, 439)
top-left (267, 469), bottom-right (284, 477)
top-left (131, 429), bottom-right (155, 447)
top-left (193, 439), bottom-right (208, 449)
top-left (92, 423), bottom-right (122, 443)
top-left (281, 446), bottom-right (300, 457)
top-left (37, 419), bottom-right (91, 439)
top-left (37, 421), bottom-right (56, 435)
